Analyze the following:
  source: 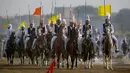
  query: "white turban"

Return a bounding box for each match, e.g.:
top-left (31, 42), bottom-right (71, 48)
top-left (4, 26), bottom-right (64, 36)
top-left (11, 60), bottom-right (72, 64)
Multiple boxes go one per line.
top-left (8, 24), bottom-right (12, 29)
top-left (86, 15), bottom-right (90, 21)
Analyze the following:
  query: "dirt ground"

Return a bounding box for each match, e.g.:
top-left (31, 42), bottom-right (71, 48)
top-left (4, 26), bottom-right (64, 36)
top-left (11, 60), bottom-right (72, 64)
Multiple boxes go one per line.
top-left (0, 58), bottom-right (130, 73)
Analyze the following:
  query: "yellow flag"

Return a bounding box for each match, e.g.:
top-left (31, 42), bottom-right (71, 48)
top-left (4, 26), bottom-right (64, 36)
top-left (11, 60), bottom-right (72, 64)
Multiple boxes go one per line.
top-left (48, 14), bottom-right (60, 24)
top-left (98, 5), bottom-right (111, 16)
top-left (3, 22), bottom-right (10, 28)
top-left (18, 21), bottom-right (26, 30)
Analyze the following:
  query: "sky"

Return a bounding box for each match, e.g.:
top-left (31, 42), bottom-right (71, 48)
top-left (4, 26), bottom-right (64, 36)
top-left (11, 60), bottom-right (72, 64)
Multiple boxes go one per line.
top-left (0, 0), bottom-right (130, 16)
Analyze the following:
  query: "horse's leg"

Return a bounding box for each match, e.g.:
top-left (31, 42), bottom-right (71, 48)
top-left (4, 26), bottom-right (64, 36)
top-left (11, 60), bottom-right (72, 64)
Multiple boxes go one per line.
top-left (22, 53), bottom-right (24, 64)
top-left (10, 54), bottom-right (13, 65)
top-left (71, 56), bottom-right (75, 69)
top-left (7, 53), bottom-right (10, 65)
top-left (41, 53), bottom-right (44, 66)
top-left (36, 56), bottom-right (39, 65)
top-left (110, 52), bottom-right (113, 70)
top-left (75, 55), bottom-right (78, 68)
top-left (62, 54), bottom-right (65, 68)
top-left (66, 53), bottom-right (69, 69)
top-left (106, 56), bottom-right (109, 69)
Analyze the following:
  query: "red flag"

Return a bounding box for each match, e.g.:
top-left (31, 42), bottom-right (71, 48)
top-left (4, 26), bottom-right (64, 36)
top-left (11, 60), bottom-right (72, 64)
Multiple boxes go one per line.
top-left (46, 59), bottom-right (55, 73)
top-left (33, 7), bottom-right (41, 16)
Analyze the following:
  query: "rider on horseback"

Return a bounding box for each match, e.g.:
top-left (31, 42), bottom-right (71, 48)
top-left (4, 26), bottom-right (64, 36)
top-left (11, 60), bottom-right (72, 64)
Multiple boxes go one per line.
top-left (100, 14), bottom-right (119, 52)
top-left (51, 19), bottom-right (61, 50)
top-left (5, 24), bottom-right (14, 50)
top-left (37, 20), bottom-right (47, 37)
top-left (25, 23), bottom-right (36, 49)
top-left (82, 15), bottom-right (96, 48)
top-left (16, 25), bottom-right (25, 48)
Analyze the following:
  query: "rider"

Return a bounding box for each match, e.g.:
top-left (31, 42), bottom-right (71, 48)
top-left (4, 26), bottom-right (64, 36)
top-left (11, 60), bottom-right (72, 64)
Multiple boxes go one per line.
top-left (16, 25), bottom-right (25, 47)
top-left (51, 19), bottom-right (61, 50)
top-left (25, 23), bottom-right (36, 49)
top-left (5, 24), bottom-right (14, 50)
top-left (67, 20), bottom-right (75, 39)
top-left (100, 14), bottom-right (119, 52)
top-left (82, 16), bottom-right (92, 39)
top-left (82, 15), bottom-right (97, 53)
top-left (37, 20), bottom-right (47, 37)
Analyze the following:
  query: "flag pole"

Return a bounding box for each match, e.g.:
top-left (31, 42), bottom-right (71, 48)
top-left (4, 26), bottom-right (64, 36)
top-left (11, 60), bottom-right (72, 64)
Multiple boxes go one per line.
top-left (6, 10), bottom-right (9, 23)
top-left (77, 5), bottom-right (80, 24)
top-left (55, 0), bottom-right (56, 14)
top-left (28, 5), bottom-right (31, 24)
top-left (104, 0), bottom-right (106, 17)
top-left (69, 5), bottom-right (72, 23)
top-left (51, 0), bottom-right (54, 22)
top-left (40, 1), bottom-right (42, 23)
top-left (19, 8), bottom-right (22, 23)
top-left (62, 4), bottom-right (64, 21)
top-left (85, 0), bottom-right (87, 21)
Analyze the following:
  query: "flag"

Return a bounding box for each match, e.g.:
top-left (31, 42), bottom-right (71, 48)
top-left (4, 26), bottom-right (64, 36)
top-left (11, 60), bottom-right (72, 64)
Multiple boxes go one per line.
top-left (18, 21), bottom-right (26, 30)
top-left (48, 14), bottom-right (60, 24)
top-left (33, 7), bottom-right (41, 16)
top-left (46, 59), bottom-right (55, 73)
top-left (3, 22), bottom-right (10, 28)
top-left (98, 4), bottom-right (111, 16)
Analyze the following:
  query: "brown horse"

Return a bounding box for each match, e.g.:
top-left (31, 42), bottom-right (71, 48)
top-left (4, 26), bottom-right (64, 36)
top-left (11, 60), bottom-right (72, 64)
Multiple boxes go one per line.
top-left (52, 25), bottom-right (66, 68)
top-left (17, 31), bottom-right (26, 64)
top-left (26, 34), bottom-right (35, 64)
top-left (6, 31), bottom-right (16, 65)
top-left (102, 27), bottom-right (114, 70)
top-left (34, 34), bottom-right (47, 66)
top-left (66, 27), bottom-right (79, 69)
top-left (45, 31), bottom-right (53, 65)
top-left (82, 35), bottom-right (94, 69)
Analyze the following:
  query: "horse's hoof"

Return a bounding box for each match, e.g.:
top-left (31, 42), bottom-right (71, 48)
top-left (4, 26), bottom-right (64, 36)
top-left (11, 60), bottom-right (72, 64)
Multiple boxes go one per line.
top-left (106, 67), bottom-right (109, 70)
top-left (71, 67), bottom-right (75, 70)
top-left (110, 67), bottom-right (113, 70)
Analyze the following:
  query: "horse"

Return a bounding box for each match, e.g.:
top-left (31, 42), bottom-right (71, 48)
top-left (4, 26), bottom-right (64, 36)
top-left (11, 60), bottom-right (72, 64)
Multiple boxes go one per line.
top-left (102, 27), bottom-right (114, 70)
top-left (5, 31), bottom-right (16, 65)
top-left (34, 33), bottom-right (47, 66)
top-left (82, 34), bottom-right (95, 69)
top-left (17, 31), bottom-right (26, 64)
top-left (26, 34), bottom-right (36, 64)
top-left (52, 25), bottom-right (66, 68)
top-left (45, 31), bottom-right (53, 65)
top-left (66, 27), bottom-right (79, 69)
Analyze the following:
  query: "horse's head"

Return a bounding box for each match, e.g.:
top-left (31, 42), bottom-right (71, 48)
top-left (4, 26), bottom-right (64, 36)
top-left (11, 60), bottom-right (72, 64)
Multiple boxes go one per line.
top-left (8, 31), bottom-right (16, 44)
top-left (104, 26), bottom-right (113, 46)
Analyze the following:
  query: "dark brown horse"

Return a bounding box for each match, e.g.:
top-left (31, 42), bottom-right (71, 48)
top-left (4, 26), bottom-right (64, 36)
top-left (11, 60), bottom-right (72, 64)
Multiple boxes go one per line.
top-left (52, 25), bottom-right (66, 68)
top-left (6, 31), bottom-right (16, 65)
top-left (45, 31), bottom-right (53, 65)
top-left (66, 27), bottom-right (79, 69)
top-left (82, 35), bottom-right (94, 69)
top-left (34, 34), bottom-right (47, 66)
top-left (17, 31), bottom-right (26, 64)
top-left (26, 34), bottom-right (35, 64)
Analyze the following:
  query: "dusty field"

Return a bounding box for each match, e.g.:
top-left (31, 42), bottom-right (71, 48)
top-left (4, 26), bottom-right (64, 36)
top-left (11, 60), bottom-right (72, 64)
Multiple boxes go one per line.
top-left (0, 58), bottom-right (130, 73)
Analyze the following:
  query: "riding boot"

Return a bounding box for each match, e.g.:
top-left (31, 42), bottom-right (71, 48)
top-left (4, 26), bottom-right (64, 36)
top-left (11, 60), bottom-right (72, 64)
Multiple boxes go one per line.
top-left (115, 44), bottom-right (119, 53)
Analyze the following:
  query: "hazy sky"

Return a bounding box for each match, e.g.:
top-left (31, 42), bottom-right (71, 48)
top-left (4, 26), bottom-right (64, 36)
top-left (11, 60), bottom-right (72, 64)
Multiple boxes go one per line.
top-left (0, 0), bottom-right (130, 16)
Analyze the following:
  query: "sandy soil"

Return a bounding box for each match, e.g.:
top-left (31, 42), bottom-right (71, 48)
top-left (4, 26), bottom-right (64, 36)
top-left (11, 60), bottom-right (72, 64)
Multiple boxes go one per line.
top-left (0, 58), bottom-right (130, 73)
